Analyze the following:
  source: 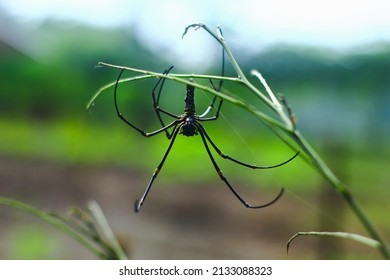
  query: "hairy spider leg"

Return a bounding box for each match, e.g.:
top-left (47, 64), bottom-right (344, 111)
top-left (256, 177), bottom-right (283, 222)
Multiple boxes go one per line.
top-left (195, 122), bottom-right (284, 208)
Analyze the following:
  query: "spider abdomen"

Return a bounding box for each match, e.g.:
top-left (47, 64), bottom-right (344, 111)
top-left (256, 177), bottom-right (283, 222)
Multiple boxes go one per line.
top-left (180, 116), bottom-right (198, 136)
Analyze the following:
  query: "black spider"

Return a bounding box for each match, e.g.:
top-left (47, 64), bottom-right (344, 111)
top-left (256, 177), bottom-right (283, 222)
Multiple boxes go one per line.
top-left (113, 55), bottom-right (298, 212)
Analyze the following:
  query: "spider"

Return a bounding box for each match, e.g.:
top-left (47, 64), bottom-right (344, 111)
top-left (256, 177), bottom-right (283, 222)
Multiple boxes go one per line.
top-left (113, 56), bottom-right (299, 213)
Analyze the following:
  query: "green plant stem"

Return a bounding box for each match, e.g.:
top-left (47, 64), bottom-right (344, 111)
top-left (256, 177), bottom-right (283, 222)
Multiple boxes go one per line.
top-left (90, 23), bottom-right (390, 259)
top-left (90, 63), bottom-right (290, 132)
top-left (184, 23), bottom-right (390, 259)
top-left (183, 24), bottom-right (278, 112)
top-left (290, 131), bottom-right (390, 258)
top-left (0, 197), bottom-right (108, 259)
top-left (287, 231), bottom-right (381, 254)
top-left (87, 200), bottom-right (128, 260)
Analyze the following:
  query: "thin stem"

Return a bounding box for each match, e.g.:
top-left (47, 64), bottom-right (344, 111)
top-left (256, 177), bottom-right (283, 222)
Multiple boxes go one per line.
top-left (0, 197), bottom-right (108, 259)
top-left (183, 24), bottom-right (247, 83)
top-left (251, 70), bottom-right (294, 130)
top-left (287, 231), bottom-right (381, 254)
top-left (88, 62), bottom-right (242, 110)
top-left (87, 74), bottom-right (153, 109)
top-left (183, 24), bottom-right (284, 120)
top-left (291, 131), bottom-right (390, 258)
top-left (185, 23), bottom-right (390, 259)
top-left (89, 23), bottom-right (390, 259)
top-left (98, 62), bottom-right (240, 82)
top-left (90, 64), bottom-right (291, 132)
top-left (87, 200), bottom-right (128, 260)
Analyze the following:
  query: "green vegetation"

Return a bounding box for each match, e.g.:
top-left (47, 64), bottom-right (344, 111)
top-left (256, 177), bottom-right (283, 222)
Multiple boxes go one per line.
top-left (1, 20), bottom-right (389, 183)
top-left (1, 18), bottom-right (390, 259)
top-left (89, 24), bottom-right (390, 258)
top-left (0, 197), bottom-right (127, 259)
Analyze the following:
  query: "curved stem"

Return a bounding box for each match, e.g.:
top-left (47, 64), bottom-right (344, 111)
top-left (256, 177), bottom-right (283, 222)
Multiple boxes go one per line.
top-left (98, 62), bottom-right (241, 82)
top-left (0, 197), bottom-right (108, 259)
top-left (186, 23), bottom-right (390, 259)
top-left (287, 231), bottom-right (381, 254)
top-left (87, 200), bottom-right (128, 260)
top-left (183, 24), bottom-right (294, 130)
top-left (90, 64), bottom-right (291, 132)
top-left (290, 131), bottom-right (390, 258)
top-left (90, 23), bottom-right (390, 259)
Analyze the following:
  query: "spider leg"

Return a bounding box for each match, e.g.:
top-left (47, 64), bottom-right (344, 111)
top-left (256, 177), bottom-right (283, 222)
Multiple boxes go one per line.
top-left (114, 68), bottom-right (180, 137)
top-left (199, 42), bottom-right (225, 119)
top-left (152, 66), bottom-right (181, 139)
top-left (199, 97), bottom-right (223, 121)
top-left (199, 123), bottom-right (299, 169)
top-left (198, 84), bottom-right (223, 119)
top-left (134, 125), bottom-right (181, 212)
top-left (196, 123), bottom-right (284, 209)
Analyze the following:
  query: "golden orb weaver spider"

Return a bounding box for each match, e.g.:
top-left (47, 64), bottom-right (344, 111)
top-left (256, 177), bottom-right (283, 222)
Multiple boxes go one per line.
top-left (112, 48), bottom-right (298, 213)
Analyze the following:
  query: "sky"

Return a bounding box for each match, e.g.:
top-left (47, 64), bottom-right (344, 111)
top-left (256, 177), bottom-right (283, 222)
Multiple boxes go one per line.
top-left (1, 0), bottom-right (390, 66)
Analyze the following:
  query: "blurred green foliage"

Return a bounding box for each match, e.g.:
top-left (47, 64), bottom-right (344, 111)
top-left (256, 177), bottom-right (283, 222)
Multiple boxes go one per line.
top-left (1, 16), bottom-right (389, 260)
top-left (7, 223), bottom-right (61, 259)
top-left (1, 18), bottom-right (389, 189)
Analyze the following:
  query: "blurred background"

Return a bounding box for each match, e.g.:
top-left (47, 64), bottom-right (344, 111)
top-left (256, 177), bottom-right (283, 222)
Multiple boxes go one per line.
top-left (0, 0), bottom-right (389, 259)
